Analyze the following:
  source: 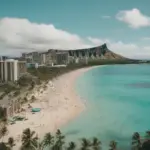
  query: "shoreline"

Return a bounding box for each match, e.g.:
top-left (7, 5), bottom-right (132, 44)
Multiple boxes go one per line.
top-left (4, 66), bottom-right (97, 149)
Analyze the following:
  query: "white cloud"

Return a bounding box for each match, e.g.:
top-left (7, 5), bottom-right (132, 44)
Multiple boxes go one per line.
top-left (142, 37), bottom-right (150, 40)
top-left (0, 17), bottom-right (91, 56)
top-left (88, 37), bottom-right (150, 59)
top-left (87, 37), bottom-right (110, 45)
top-left (101, 15), bottom-right (111, 19)
top-left (1, 17), bottom-right (150, 59)
top-left (116, 8), bottom-right (150, 28)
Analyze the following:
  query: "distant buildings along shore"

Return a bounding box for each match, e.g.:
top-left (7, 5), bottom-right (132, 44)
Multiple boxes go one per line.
top-left (22, 44), bottom-right (126, 67)
top-left (0, 43), bottom-right (126, 82)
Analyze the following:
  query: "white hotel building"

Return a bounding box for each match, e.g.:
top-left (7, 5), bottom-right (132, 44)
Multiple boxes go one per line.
top-left (0, 59), bottom-right (26, 82)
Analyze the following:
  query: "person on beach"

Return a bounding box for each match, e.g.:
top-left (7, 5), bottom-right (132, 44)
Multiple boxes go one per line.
top-left (28, 104), bottom-right (32, 108)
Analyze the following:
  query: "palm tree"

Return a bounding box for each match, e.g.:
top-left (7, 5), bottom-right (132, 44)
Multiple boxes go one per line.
top-left (37, 141), bottom-right (44, 150)
top-left (7, 137), bottom-right (15, 149)
top-left (0, 142), bottom-right (8, 150)
top-left (141, 140), bottom-right (150, 150)
top-left (132, 132), bottom-right (141, 150)
top-left (91, 137), bottom-right (101, 150)
top-left (0, 125), bottom-right (8, 142)
top-left (109, 140), bottom-right (117, 150)
top-left (21, 128), bottom-right (38, 150)
top-left (80, 138), bottom-right (91, 150)
top-left (145, 131), bottom-right (150, 141)
top-left (55, 129), bottom-right (64, 140)
top-left (140, 131), bottom-right (150, 150)
top-left (52, 129), bottom-right (65, 150)
top-left (66, 141), bottom-right (76, 150)
top-left (42, 132), bottom-right (54, 149)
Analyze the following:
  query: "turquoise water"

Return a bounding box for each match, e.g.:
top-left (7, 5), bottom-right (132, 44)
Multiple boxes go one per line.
top-left (61, 64), bottom-right (150, 149)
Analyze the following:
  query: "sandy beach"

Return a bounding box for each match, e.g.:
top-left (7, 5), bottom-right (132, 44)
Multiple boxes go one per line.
top-left (4, 67), bottom-right (95, 149)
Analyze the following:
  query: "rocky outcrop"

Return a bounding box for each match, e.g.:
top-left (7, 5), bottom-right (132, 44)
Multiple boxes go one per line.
top-left (47, 43), bottom-right (127, 60)
top-left (69, 43), bottom-right (127, 60)
top-left (104, 50), bottom-right (126, 59)
top-left (98, 43), bottom-right (127, 59)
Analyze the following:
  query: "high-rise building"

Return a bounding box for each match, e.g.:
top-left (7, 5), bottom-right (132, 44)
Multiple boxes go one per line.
top-left (56, 52), bottom-right (69, 65)
top-left (0, 59), bottom-right (26, 82)
top-left (39, 52), bottom-right (47, 65)
top-left (0, 56), bottom-right (8, 61)
top-left (22, 52), bottom-right (41, 63)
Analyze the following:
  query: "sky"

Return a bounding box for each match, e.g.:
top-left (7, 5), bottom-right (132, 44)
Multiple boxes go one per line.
top-left (0, 0), bottom-right (150, 59)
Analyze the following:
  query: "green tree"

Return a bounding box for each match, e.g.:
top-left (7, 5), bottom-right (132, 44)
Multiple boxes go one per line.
top-left (132, 132), bottom-right (141, 150)
top-left (7, 137), bottom-right (15, 149)
top-left (42, 132), bottom-right (54, 149)
top-left (52, 129), bottom-right (65, 150)
top-left (91, 137), bottom-right (101, 150)
top-left (144, 131), bottom-right (150, 141)
top-left (66, 141), bottom-right (76, 150)
top-left (141, 131), bottom-right (150, 150)
top-left (80, 138), bottom-right (91, 150)
top-left (37, 141), bottom-right (44, 150)
top-left (0, 142), bottom-right (8, 150)
top-left (109, 141), bottom-right (117, 150)
top-left (21, 128), bottom-right (38, 150)
top-left (141, 140), bottom-right (150, 150)
top-left (0, 125), bottom-right (8, 142)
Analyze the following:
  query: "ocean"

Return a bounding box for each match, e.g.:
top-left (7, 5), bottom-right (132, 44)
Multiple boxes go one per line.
top-left (61, 64), bottom-right (150, 150)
